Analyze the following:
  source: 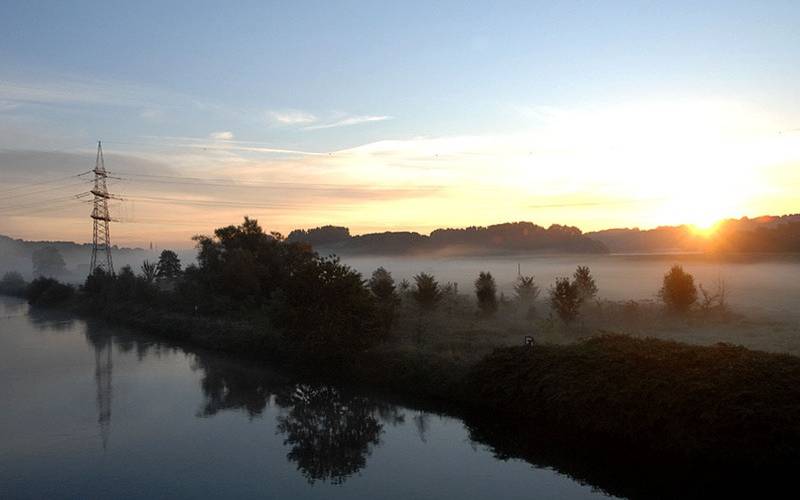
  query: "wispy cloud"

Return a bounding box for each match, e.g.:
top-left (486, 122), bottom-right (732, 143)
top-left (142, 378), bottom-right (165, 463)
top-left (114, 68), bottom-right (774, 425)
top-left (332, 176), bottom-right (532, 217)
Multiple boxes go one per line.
top-left (140, 108), bottom-right (164, 120)
top-left (0, 100), bottom-right (21, 112)
top-left (305, 115), bottom-right (392, 130)
top-left (209, 131), bottom-right (234, 140)
top-left (268, 110), bottom-right (317, 125)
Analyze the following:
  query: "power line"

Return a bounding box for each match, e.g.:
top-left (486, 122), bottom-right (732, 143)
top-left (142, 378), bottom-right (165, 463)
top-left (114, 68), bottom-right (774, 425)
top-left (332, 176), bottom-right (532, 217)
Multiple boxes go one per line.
top-left (0, 179), bottom-right (93, 202)
top-left (0, 171), bottom-right (92, 195)
top-left (121, 194), bottom-right (360, 210)
top-left (0, 192), bottom-right (91, 213)
top-left (113, 171), bottom-right (441, 191)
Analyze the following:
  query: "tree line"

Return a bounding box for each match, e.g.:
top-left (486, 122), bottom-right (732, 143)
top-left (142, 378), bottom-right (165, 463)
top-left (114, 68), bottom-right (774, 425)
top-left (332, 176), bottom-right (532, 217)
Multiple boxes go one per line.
top-left (0, 216), bottom-right (726, 350)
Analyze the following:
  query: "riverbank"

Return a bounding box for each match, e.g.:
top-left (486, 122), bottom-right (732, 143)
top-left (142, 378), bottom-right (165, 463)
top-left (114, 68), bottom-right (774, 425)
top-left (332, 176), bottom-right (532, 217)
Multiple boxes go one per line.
top-left (23, 293), bottom-right (800, 480)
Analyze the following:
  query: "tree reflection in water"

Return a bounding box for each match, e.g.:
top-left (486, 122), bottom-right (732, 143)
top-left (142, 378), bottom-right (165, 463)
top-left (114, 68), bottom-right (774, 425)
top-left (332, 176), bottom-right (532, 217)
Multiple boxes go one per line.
top-left (276, 384), bottom-right (383, 485)
top-left (194, 356), bottom-right (389, 485)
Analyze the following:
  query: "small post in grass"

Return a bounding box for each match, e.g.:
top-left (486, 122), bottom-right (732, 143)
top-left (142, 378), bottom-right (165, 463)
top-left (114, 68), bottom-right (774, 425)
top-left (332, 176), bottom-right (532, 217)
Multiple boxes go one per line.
top-left (524, 335), bottom-right (534, 348)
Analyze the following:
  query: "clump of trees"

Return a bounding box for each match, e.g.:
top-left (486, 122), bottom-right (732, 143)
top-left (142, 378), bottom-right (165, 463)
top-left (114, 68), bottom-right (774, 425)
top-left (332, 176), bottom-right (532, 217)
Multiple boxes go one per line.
top-left (548, 266), bottom-right (599, 324)
top-left (474, 272), bottom-right (498, 316)
top-left (659, 265), bottom-right (697, 313)
top-left (62, 217), bottom-right (391, 353)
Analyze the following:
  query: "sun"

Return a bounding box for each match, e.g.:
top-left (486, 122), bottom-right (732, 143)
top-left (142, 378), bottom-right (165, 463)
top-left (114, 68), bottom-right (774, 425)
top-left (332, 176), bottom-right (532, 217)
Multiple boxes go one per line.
top-left (688, 220), bottom-right (722, 237)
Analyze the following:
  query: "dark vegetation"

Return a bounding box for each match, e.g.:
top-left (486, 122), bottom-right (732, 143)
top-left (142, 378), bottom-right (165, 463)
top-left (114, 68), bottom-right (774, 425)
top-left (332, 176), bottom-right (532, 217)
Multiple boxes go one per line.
top-left (469, 335), bottom-right (800, 472)
top-left (6, 216), bottom-right (800, 475)
top-left (288, 221), bottom-right (608, 255)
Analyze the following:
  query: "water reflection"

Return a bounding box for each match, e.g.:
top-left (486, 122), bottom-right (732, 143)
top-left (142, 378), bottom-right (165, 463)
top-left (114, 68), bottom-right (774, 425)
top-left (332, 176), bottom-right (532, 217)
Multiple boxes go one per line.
top-left (92, 336), bottom-right (112, 450)
top-left (276, 385), bottom-right (383, 484)
top-left (194, 355), bottom-right (393, 484)
top-left (14, 300), bottom-right (617, 497)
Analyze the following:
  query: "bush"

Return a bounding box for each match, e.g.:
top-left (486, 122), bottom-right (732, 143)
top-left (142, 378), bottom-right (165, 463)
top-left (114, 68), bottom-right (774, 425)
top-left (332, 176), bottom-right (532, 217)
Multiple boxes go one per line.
top-left (0, 271), bottom-right (27, 297)
top-left (549, 277), bottom-right (581, 324)
top-left (659, 265), bottom-right (697, 313)
top-left (412, 273), bottom-right (442, 311)
top-left (26, 277), bottom-right (74, 306)
top-left (474, 271), bottom-right (498, 316)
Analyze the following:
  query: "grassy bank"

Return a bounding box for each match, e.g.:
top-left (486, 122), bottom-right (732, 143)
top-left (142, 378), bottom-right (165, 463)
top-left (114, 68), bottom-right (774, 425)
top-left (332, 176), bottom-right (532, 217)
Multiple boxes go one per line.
top-left (469, 336), bottom-right (800, 469)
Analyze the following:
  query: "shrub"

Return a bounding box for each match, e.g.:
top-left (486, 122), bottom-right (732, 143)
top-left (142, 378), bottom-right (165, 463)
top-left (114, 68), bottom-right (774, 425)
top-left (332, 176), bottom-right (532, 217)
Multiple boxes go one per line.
top-left (659, 265), bottom-right (697, 313)
top-left (26, 277), bottom-right (74, 306)
top-left (412, 273), bottom-right (442, 311)
top-left (140, 260), bottom-right (158, 283)
top-left (474, 271), bottom-right (498, 316)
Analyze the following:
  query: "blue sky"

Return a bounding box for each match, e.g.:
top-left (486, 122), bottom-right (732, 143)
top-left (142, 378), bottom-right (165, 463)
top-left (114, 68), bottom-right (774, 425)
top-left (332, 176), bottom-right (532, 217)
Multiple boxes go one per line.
top-left (2, 1), bottom-right (800, 245)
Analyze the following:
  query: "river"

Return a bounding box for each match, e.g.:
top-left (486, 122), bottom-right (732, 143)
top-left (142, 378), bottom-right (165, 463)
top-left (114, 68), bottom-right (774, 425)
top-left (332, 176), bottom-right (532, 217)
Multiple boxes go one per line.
top-left (0, 296), bottom-right (614, 499)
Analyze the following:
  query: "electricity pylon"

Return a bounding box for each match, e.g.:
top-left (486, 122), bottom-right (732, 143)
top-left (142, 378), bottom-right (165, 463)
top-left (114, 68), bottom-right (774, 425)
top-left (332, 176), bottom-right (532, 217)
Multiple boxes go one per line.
top-left (89, 141), bottom-right (115, 275)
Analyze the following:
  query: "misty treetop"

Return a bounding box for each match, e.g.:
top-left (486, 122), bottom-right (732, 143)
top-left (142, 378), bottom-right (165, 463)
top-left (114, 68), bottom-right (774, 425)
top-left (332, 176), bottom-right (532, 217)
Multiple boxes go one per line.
top-left (32, 246), bottom-right (66, 278)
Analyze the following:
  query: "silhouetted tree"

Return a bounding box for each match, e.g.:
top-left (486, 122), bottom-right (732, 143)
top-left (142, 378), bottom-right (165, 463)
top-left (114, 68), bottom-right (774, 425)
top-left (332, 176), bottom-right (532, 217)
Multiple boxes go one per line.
top-left (272, 256), bottom-right (383, 351)
top-left (474, 271), bottom-right (498, 316)
top-left (156, 250), bottom-right (182, 279)
top-left (32, 246), bottom-right (66, 277)
top-left (368, 267), bottom-right (397, 301)
top-left (514, 275), bottom-right (540, 318)
top-left (0, 271), bottom-right (27, 297)
top-left (573, 265), bottom-right (598, 303)
top-left (140, 260), bottom-right (158, 283)
top-left (412, 273), bottom-right (442, 311)
top-left (660, 265), bottom-right (697, 313)
top-left (369, 267), bottom-right (399, 329)
top-left (549, 277), bottom-right (581, 324)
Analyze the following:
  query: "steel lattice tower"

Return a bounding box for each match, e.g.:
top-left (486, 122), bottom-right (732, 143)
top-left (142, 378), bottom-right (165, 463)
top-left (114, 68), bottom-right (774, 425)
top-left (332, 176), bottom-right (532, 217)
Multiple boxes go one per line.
top-left (89, 141), bottom-right (115, 275)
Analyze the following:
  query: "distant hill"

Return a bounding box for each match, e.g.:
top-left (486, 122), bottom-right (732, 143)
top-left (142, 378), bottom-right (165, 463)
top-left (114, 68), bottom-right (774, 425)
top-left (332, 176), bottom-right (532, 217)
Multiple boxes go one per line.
top-left (287, 221), bottom-right (609, 256)
top-left (587, 214), bottom-right (800, 253)
top-left (0, 234), bottom-right (147, 281)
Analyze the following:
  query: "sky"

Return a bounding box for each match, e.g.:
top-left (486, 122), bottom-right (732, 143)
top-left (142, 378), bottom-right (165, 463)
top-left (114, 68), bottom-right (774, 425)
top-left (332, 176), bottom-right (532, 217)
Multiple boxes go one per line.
top-left (1, 0), bottom-right (799, 247)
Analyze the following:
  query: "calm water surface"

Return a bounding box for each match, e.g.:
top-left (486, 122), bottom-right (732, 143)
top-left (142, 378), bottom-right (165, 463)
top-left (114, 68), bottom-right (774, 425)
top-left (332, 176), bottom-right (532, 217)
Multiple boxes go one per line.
top-left (0, 296), bottom-right (613, 499)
